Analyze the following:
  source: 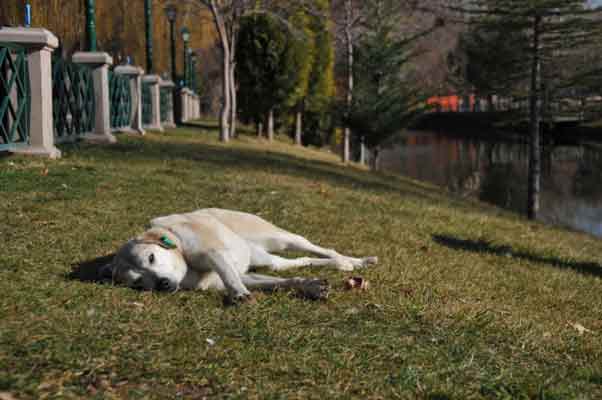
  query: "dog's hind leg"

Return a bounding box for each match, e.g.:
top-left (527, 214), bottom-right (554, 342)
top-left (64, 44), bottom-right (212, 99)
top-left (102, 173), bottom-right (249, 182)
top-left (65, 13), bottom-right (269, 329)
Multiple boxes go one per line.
top-left (250, 246), bottom-right (341, 271)
top-left (241, 273), bottom-right (329, 300)
top-left (266, 232), bottom-right (378, 271)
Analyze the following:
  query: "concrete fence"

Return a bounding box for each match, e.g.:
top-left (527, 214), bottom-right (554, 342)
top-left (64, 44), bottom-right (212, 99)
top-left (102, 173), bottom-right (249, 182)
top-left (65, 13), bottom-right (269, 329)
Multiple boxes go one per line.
top-left (180, 88), bottom-right (200, 123)
top-left (0, 27), bottom-right (188, 159)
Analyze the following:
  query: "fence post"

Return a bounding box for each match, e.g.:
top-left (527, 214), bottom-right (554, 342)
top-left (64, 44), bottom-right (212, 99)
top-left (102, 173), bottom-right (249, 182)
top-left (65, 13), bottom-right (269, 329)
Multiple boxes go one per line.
top-left (72, 52), bottom-right (116, 143)
top-left (0, 28), bottom-right (60, 158)
top-left (179, 88), bottom-right (189, 123)
top-left (160, 80), bottom-right (176, 128)
top-left (142, 74), bottom-right (163, 131)
top-left (114, 65), bottom-right (145, 134)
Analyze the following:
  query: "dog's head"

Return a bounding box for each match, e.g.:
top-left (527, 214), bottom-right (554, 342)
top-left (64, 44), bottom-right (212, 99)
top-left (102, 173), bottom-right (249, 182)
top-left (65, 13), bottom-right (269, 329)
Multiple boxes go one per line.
top-left (100, 228), bottom-right (188, 292)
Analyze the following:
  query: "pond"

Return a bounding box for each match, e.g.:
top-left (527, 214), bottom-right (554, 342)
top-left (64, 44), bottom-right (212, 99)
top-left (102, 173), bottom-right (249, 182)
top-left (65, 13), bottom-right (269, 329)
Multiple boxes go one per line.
top-left (378, 130), bottom-right (602, 237)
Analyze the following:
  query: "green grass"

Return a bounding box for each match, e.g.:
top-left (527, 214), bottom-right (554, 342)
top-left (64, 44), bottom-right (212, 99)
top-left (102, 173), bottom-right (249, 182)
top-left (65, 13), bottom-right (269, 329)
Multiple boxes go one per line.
top-left (1, 122), bottom-right (602, 399)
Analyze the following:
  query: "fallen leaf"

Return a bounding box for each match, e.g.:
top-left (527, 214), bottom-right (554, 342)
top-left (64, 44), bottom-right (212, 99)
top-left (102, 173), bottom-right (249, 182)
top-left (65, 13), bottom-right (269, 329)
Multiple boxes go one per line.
top-left (344, 277), bottom-right (370, 291)
top-left (0, 392), bottom-right (18, 400)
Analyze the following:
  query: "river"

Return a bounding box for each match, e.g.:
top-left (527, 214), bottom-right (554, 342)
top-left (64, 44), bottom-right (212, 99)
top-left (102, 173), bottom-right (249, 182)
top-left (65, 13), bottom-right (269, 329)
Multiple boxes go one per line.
top-left (378, 130), bottom-right (602, 237)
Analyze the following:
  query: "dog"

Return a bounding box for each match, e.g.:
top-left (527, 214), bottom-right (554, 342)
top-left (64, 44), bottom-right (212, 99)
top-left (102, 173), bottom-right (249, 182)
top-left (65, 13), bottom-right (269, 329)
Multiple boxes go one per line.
top-left (101, 209), bottom-right (378, 303)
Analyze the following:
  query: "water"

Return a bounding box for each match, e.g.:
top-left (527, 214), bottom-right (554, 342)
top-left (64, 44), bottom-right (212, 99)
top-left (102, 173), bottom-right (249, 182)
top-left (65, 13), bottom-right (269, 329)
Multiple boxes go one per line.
top-left (378, 130), bottom-right (602, 237)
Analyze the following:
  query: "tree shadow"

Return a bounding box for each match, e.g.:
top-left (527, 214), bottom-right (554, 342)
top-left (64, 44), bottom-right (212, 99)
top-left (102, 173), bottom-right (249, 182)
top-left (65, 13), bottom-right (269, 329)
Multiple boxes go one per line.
top-left (68, 253), bottom-right (114, 283)
top-left (432, 234), bottom-right (602, 277)
top-left (96, 135), bottom-right (471, 209)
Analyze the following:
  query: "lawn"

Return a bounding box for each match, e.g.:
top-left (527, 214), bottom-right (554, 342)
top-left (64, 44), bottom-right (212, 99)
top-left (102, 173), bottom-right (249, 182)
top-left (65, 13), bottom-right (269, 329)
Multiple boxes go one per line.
top-left (1, 122), bottom-right (602, 399)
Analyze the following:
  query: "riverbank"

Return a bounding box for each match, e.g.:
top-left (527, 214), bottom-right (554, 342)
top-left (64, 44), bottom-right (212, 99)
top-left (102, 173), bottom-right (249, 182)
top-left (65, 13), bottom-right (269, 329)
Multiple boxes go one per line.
top-left (1, 122), bottom-right (602, 398)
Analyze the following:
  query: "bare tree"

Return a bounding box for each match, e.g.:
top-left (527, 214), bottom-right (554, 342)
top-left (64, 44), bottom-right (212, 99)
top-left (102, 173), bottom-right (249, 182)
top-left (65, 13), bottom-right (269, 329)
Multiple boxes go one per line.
top-left (333, 0), bottom-right (363, 163)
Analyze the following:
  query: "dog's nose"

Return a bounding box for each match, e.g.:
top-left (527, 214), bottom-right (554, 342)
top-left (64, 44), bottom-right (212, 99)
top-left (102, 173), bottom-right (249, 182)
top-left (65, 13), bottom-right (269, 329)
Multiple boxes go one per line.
top-left (156, 278), bottom-right (175, 292)
top-left (132, 277), bottom-right (145, 291)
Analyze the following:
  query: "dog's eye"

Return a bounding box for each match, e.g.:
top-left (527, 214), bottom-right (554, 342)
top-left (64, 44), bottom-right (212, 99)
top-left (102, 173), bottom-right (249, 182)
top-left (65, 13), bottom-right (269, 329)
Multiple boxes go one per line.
top-left (149, 254), bottom-right (155, 264)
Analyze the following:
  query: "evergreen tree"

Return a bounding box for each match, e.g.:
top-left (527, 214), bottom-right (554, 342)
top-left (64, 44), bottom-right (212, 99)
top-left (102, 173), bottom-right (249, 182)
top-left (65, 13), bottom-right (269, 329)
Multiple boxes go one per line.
top-left (236, 14), bottom-right (289, 141)
top-left (450, 0), bottom-right (602, 219)
top-left (304, 0), bottom-right (336, 147)
top-left (348, 0), bottom-right (435, 168)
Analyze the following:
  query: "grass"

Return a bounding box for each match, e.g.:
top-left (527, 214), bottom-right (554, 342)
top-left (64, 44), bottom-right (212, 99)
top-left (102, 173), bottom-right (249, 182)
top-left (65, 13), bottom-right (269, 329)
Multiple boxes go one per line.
top-left (1, 122), bottom-right (602, 399)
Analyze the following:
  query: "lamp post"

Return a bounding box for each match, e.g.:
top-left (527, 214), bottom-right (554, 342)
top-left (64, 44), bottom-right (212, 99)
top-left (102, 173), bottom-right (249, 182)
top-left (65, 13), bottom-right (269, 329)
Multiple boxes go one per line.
top-left (85, 0), bottom-right (97, 51)
top-left (144, 0), bottom-right (154, 73)
top-left (24, 1), bottom-right (32, 27)
top-left (190, 52), bottom-right (197, 93)
top-left (164, 4), bottom-right (177, 83)
top-left (181, 27), bottom-right (190, 88)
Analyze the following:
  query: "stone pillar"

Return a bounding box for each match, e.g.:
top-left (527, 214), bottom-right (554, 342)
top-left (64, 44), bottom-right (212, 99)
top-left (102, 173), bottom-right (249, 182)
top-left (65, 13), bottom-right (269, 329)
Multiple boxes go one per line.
top-left (159, 80), bottom-right (176, 128)
top-left (114, 65), bottom-right (145, 134)
top-left (0, 28), bottom-right (60, 158)
top-left (142, 74), bottom-right (163, 131)
top-left (193, 94), bottom-right (199, 119)
top-left (180, 89), bottom-right (189, 123)
top-left (72, 52), bottom-right (116, 144)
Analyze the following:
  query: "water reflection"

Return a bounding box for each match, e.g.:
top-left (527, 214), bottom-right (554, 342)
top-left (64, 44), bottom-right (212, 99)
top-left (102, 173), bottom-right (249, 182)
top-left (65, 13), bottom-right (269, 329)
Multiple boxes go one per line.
top-left (378, 131), bottom-right (602, 237)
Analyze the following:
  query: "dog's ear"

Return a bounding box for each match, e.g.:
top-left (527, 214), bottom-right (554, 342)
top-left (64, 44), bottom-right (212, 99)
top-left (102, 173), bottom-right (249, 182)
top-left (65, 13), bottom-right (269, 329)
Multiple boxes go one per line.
top-left (139, 230), bottom-right (178, 250)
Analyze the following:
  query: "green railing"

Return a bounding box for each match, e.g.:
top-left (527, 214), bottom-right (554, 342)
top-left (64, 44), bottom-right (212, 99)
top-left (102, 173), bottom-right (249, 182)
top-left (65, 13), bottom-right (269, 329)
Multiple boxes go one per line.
top-left (0, 43), bottom-right (30, 151)
top-left (141, 82), bottom-right (152, 125)
top-left (109, 71), bottom-right (132, 130)
top-left (160, 87), bottom-right (171, 123)
top-left (52, 57), bottom-right (95, 143)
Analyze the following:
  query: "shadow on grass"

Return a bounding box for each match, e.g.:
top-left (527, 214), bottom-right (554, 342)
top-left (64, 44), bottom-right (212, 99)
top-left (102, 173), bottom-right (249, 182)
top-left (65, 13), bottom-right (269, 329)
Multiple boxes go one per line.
top-left (90, 134), bottom-right (456, 206)
top-left (433, 234), bottom-right (602, 277)
top-left (68, 253), bottom-right (115, 283)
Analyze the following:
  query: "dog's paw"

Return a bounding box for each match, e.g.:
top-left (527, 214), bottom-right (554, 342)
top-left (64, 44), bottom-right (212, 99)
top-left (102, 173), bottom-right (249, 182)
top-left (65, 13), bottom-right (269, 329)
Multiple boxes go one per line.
top-left (361, 256), bottom-right (378, 267)
top-left (298, 279), bottom-right (330, 301)
top-left (225, 292), bottom-right (257, 306)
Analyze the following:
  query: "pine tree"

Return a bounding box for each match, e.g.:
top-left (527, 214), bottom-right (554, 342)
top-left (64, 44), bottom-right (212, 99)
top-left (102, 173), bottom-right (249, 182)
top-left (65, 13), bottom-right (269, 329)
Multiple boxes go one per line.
top-left (450, 0), bottom-right (602, 219)
top-left (348, 0), bottom-right (435, 168)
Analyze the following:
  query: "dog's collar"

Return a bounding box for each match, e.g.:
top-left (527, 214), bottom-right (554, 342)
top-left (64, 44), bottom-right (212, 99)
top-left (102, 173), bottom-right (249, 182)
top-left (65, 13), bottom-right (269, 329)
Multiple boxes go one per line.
top-left (158, 235), bottom-right (177, 249)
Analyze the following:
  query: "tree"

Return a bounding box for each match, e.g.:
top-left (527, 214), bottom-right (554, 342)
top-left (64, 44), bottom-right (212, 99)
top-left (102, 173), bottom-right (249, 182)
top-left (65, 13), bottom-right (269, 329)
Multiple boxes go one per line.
top-left (283, 8), bottom-right (315, 146)
top-left (347, 0), bottom-right (437, 169)
top-left (447, 0), bottom-right (602, 220)
top-left (333, 0), bottom-right (363, 162)
top-left (236, 14), bottom-right (290, 141)
top-left (195, 0), bottom-right (325, 142)
top-left (447, 23), bottom-right (531, 109)
top-left (303, 0), bottom-right (336, 147)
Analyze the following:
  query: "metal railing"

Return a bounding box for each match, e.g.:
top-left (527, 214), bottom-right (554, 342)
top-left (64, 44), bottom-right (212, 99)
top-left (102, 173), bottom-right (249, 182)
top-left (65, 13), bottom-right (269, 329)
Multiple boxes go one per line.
top-left (109, 70), bottom-right (131, 130)
top-left (141, 81), bottom-right (152, 125)
top-left (160, 87), bottom-right (171, 123)
top-left (52, 57), bottom-right (95, 143)
top-left (0, 43), bottom-right (30, 151)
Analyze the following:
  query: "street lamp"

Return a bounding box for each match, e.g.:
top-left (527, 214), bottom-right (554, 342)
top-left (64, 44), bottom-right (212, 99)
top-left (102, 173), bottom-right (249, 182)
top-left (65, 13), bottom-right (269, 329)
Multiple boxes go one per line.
top-left (190, 52), bottom-right (198, 93)
top-left (85, 0), bottom-right (97, 51)
top-left (144, 0), bottom-right (154, 73)
top-left (24, 1), bottom-right (32, 27)
top-left (181, 27), bottom-right (190, 87)
top-left (164, 4), bottom-right (177, 83)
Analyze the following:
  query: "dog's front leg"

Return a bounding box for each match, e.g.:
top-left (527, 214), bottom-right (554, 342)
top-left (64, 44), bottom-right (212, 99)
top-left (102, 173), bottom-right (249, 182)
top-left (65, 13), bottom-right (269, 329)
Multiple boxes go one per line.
top-left (206, 250), bottom-right (254, 304)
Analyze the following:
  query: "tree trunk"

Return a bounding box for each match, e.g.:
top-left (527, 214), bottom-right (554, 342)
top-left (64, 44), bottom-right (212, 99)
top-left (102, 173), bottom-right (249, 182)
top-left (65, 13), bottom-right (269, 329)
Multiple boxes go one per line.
top-left (527, 15), bottom-right (542, 220)
top-left (209, 1), bottom-right (230, 142)
top-left (267, 109), bottom-right (275, 142)
top-left (257, 120), bottom-right (264, 138)
top-left (360, 136), bottom-right (366, 165)
top-left (370, 146), bottom-right (380, 171)
top-left (229, 26), bottom-right (237, 138)
top-left (295, 104), bottom-right (303, 146)
top-left (342, 0), bottom-right (354, 164)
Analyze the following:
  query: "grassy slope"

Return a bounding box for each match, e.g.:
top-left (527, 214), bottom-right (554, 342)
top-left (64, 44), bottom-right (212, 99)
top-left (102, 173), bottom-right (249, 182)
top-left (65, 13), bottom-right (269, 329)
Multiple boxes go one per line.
top-left (1, 123), bottom-right (602, 399)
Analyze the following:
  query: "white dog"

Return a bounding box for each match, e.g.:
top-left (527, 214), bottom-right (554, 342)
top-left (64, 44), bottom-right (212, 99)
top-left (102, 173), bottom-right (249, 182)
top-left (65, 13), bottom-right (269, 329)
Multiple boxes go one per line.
top-left (102, 209), bottom-right (377, 303)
